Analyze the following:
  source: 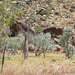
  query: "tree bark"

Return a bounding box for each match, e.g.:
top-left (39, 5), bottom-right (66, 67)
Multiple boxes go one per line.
top-left (1, 45), bottom-right (6, 72)
top-left (23, 34), bottom-right (26, 59)
top-left (43, 49), bottom-right (45, 58)
top-left (26, 38), bottom-right (29, 58)
top-left (0, 52), bottom-right (1, 59)
top-left (35, 49), bottom-right (37, 56)
top-left (66, 38), bottom-right (70, 59)
top-left (23, 34), bottom-right (29, 59)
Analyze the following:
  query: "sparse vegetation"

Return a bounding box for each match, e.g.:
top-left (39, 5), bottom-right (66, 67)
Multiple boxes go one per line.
top-left (32, 33), bottom-right (56, 58)
top-left (59, 26), bottom-right (75, 59)
top-left (0, 0), bottom-right (75, 74)
top-left (1, 53), bottom-right (75, 75)
top-left (6, 34), bottom-right (24, 54)
top-left (34, 26), bottom-right (44, 32)
top-left (50, 4), bottom-right (54, 10)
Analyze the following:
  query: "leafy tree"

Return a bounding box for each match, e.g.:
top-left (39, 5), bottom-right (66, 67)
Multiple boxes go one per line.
top-left (40, 33), bottom-right (56, 58)
top-left (32, 33), bottom-right (56, 58)
top-left (0, 0), bottom-right (23, 71)
top-left (32, 34), bottom-right (42, 56)
top-left (6, 33), bottom-right (24, 55)
top-left (58, 26), bottom-right (75, 59)
top-left (0, 0), bottom-right (23, 27)
top-left (0, 28), bottom-right (8, 72)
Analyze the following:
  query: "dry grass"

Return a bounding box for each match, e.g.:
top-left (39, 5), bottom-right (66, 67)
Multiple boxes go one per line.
top-left (0, 53), bottom-right (75, 75)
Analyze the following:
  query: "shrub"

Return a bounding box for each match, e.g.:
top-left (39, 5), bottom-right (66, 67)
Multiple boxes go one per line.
top-left (57, 0), bottom-right (63, 3)
top-left (6, 33), bottom-right (24, 54)
top-left (41, 9), bottom-right (51, 15)
top-left (45, 0), bottom-right (52, 3)
top-left (50, 4), bottom-right (54, 10)
top-left (58, 26), bottom-right (75, 59)
top-left (34, 26), bottom-right (44, 32)
top-left (70, 8), bottom-right (75, 12)
top-left (32, 33), bottom-right (56, 57)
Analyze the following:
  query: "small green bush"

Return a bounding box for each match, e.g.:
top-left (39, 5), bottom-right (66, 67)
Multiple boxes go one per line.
top-left (6, 33), bottom-right (24, 54)
top-left (50, 4), bottom-right (54, 10)
top-left (58, 26), bottom-right (74, 59)
top-left (57, 0), bottom-right (63, 3)
top-left (34, 26), bottom-right (44, 32)
top-left (45, 0), bottom-right (52, 3)
top-left (70, 8), bottom-right (75, 12)
top-left (32, 33), bottom-right (56, 58)
top-left (41, 9), bottom-right (51, 15)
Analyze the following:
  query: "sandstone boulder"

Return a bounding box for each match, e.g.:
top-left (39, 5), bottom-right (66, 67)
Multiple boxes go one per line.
top-left (54, 38), bottom-right (59, 44)
top-left (72, 29), bottom-right (75, 46)
top-left (29, 44), bottom-right (34, 52)
top-left (55, 45), bottom-right (63, 51)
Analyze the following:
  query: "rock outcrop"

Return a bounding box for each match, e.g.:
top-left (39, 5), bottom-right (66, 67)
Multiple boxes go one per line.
top-left (72, 29), bottom-right (75, 46)
top-left (55, 45), bottom-right (63, 51)
top-left (43, 25), bottom-right (64, 37)
top-left (10, 21), bottom-right (35, 37)
top-left (29, 44), bottom-right (34, 52)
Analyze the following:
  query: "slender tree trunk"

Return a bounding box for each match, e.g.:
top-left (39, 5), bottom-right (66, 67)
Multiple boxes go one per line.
top-left (35, 49), bottom-right (37, 56)
top-left (23, 35), bottom-right (26, 59)
top-left (26, 38), bottom-right (29, 58)
top-left (67, 49), bottom-right (70, 59)
top-left (1, 45), bottom-right (6, 72)
top-left (66, 39), bottom-right (69, 59)
top-left (23, 34), bottom-right (29, 59)
top-left (37, 47), bottom-right (41, 56)
top-left (8, 54), bottom-right (10, 60)
top-left (0, 52), bottom-right (1, 59)
top-left (43, 49), bottom-right (45, 58)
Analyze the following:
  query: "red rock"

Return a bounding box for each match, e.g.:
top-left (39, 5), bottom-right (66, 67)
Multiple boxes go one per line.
top-left (43, 25), bottom-right (64, 37)
top-left (29, 44), bottom-right (34, 52)
top-left (55, 45), bottom-right (63, 51)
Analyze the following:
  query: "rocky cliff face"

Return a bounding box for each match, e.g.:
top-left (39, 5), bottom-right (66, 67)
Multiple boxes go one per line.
top-left (9, 0), bottom-right (75, 52)
top-left (43, 25), bottom-right (64, 37)
top-left (72, 30), bottom-right (75, 46)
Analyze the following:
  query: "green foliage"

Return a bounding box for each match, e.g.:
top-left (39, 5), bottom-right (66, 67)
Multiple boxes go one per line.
top-left (6, 33), bottom-right (24, 52)
top-left (40, 9), bottom-right (51, 15)
top-left (15, 9), bottom-right (23, 17)
top-left (34, 26), bottom-right (44, 32)
top-left (0, 29), bottom-right (8, 50)
top-left (40, 33), bottom-right (56, 51)
top-left (50, 4), bottom-right (54, 10)
top-left (65, 45), bottom-right (75, 58)
top-left (32, 33), bottom-right (56, 50)
top-left (32, 33), bottom-right (56, 57)
top-left (0, 0), bottom-right (23, 27)
top-left (59, 26), bottom-right (72, 47)
top-left (70, 8), bottom-right (75, 12)
top-left (57, 0), bottom-right (63, 3)
top-left (0, 0), bottom-right (23, 51)
top-left (58, 26), bottom-right (74, 58)
top-left (45, 0), bottom-right (52, 3)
